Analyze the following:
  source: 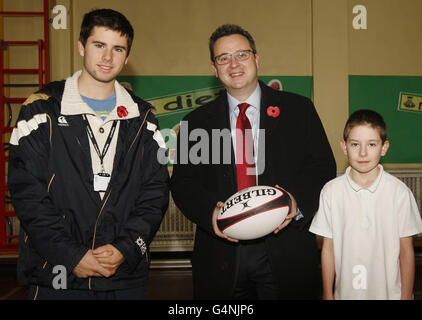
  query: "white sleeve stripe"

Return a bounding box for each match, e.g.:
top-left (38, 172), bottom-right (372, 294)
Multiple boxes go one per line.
top-left (10, 113), bottom-right (48, 146)
top-left (146, 121), bottom-right (166, 149)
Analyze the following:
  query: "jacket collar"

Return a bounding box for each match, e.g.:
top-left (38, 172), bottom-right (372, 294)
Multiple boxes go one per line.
top-left (61, 70), bottom-right (140, 122)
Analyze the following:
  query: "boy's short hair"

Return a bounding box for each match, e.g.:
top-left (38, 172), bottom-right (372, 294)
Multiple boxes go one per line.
top-left (343, 109), bottom-right (387, 143)
top-left (209, 24), bottom-right (257, 62)
top-left (79, 9), bottom-right (134, 56)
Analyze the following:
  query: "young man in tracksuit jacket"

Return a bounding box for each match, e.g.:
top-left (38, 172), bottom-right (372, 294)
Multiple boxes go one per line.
top-left (7, 9), bottom-right (169, 300)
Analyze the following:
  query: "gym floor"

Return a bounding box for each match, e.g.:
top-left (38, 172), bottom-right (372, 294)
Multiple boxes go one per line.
top-left (1, 253), bottom-right (421, 300)
top-left (0, 264), bottom-right (194, 300)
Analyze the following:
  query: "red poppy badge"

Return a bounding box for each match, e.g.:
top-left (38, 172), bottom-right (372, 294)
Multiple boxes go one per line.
top-left (117, 106), bottom-right (128, 118)
top-left (267, 106), bottom-right (280, 118)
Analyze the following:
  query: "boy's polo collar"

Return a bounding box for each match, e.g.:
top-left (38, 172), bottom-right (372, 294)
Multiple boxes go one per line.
top-left (346, 164), bottom-right (384, 193)
top-left (61, 70), bottom-right (139, 122)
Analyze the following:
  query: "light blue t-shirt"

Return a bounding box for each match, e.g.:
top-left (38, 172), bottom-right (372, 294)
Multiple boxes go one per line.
top-left (81, 93), bottom-right (116, 121)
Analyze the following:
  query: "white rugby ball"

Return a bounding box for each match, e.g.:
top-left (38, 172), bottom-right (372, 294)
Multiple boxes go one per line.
top-left (217, 185), bottom-right (291, 240)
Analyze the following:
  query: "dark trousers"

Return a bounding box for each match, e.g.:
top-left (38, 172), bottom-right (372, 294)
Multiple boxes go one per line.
top-left (28, 285), bottom-right (145, 300)
top-left (232, 240), bottom-right (278, 300)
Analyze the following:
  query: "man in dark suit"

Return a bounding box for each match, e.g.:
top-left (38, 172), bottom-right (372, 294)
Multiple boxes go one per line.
top-left (170, 24), bottom-right (336, 299)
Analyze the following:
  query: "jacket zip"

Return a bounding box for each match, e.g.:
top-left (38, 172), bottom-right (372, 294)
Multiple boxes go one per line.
top-left (89, 191), bottom-right (112, 290)
top-left (88, 109), bottom-right (152, 290)
top-left (47, 174), bottom-right (55, 192)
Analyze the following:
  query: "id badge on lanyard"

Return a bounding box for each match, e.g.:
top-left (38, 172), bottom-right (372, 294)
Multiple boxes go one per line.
top-left (94, 172), bottom-right (111, 192)
top-left (82, 114), bottom-right (117, 192)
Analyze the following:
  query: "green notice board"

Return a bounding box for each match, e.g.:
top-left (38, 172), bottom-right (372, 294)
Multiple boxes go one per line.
top-left (117, 75), bottom-right (312, 165)
top-left (117, 75), bottom-right (313, 130)
top-left (349, 75), bottom-right (422, 163)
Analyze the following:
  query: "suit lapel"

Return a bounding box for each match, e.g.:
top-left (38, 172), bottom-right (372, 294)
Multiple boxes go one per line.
top-left (208, 93), bottom-right (237, 193)
top-left (259, 83), bottom-right (279, 135)
top-left (258, 82), bottom-right (281, 185)
top-left (208, 93), bottom-right (232, 130)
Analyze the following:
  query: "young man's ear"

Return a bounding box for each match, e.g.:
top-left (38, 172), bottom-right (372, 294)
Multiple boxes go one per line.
top-left (77, 40), bottom-right (85, 57)
top-left (381, 140), bottom-right (390, 156)
top-left (340, 140), bottom-right (347, 156)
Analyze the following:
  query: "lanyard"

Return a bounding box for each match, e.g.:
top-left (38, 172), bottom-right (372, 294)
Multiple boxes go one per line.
top-left (82, 114), bottom-right (117, 173)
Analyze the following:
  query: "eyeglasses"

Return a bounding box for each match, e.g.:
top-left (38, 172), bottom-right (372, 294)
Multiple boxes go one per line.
top-left (213, 49), bottom-right (255, 65)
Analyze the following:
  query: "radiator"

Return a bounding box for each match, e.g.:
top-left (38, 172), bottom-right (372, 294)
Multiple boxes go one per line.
top-left (4, 170), bottom-right (422, 252)
top-left (150, 169), bottom-right (422, 251)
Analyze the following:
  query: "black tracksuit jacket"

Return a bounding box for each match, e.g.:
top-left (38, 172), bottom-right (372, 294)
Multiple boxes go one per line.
top-left (8, 80), bottom-right (169, 291)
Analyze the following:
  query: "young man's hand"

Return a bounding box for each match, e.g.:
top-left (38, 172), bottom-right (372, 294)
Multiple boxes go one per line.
top-left (93, 244), bottom-right (125, 276)
top-left (73, 250), bottom-right (113, 278)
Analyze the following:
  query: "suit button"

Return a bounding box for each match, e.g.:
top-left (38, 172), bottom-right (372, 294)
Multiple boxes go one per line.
top-left (99, 127), bottom-right (104, 133)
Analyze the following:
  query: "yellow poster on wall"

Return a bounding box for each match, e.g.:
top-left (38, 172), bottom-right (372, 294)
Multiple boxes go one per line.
top-left (398, 92), bottom-right (422, 113)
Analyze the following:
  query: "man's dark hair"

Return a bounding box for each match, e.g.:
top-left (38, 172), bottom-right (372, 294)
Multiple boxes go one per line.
top-left (343, 109), bottom-right (387, 143)
top-left (79, 9), bottom-right (134, 56)
top-left (209, 24), bottom-right (257, 62)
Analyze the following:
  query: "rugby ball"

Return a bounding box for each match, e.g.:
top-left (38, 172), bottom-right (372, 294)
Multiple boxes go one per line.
top-left (217, 185), bottom-right (291, 240)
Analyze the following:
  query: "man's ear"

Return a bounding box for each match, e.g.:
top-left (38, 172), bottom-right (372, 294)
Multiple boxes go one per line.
top-left (77, 40), bottom-right (85, 57)
top-left (211, 62), bottom-right (218, 78)
top-left (381, 140), bottom-right (390, 156)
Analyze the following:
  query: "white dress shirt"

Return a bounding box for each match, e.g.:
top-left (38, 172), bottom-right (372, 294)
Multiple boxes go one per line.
top-left (227, 83), bottom-right (304, 221)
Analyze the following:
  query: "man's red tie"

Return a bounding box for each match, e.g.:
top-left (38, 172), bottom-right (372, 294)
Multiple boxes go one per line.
top-left (236, 103), bottom-right (256, 191)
